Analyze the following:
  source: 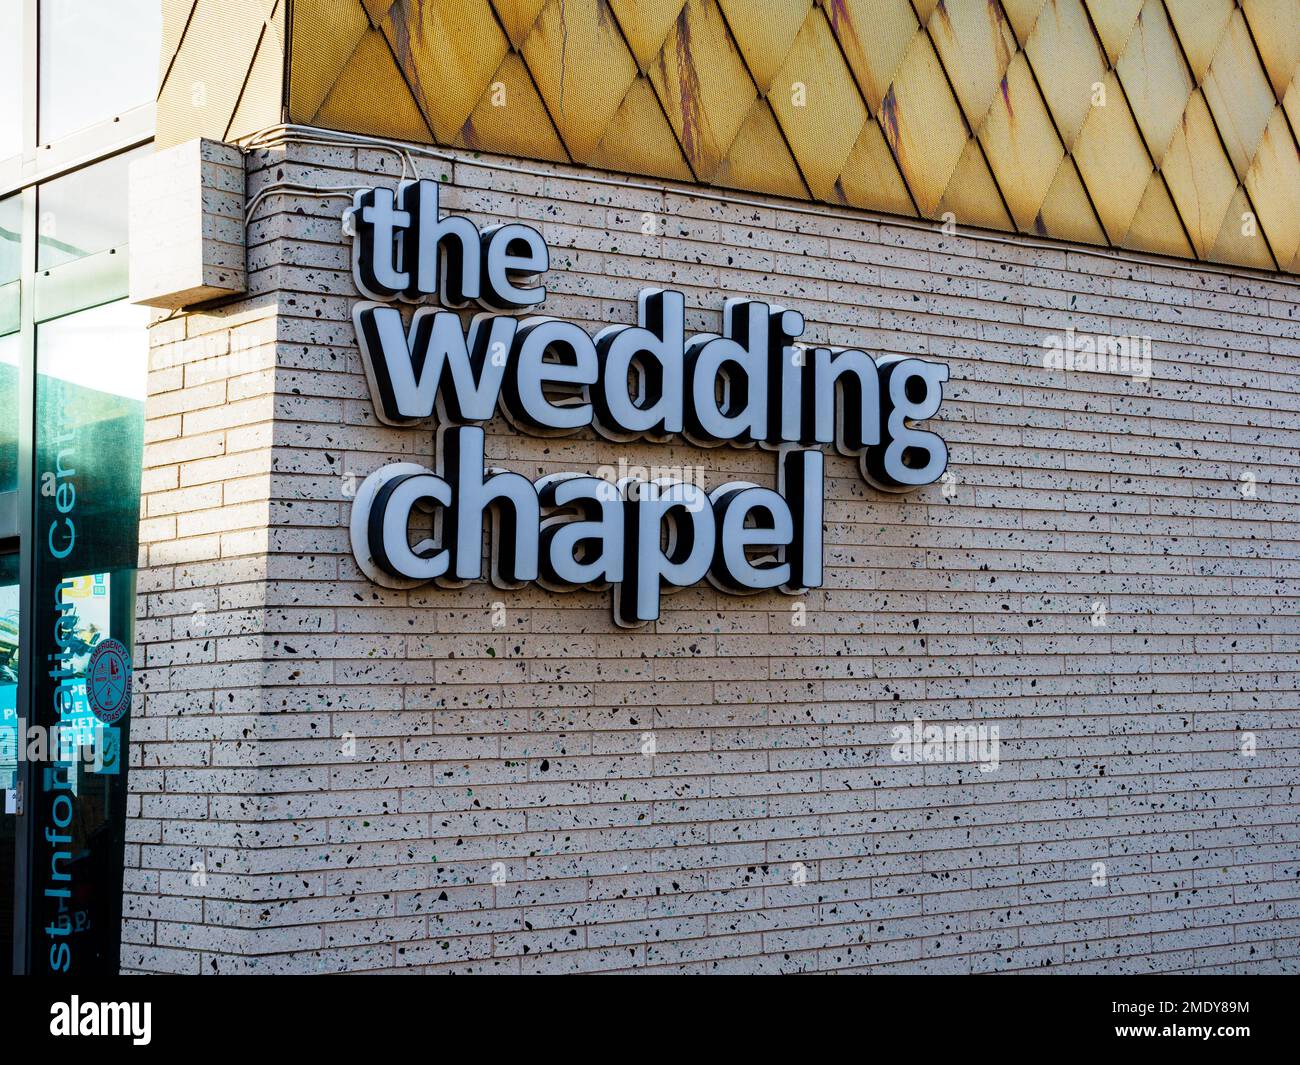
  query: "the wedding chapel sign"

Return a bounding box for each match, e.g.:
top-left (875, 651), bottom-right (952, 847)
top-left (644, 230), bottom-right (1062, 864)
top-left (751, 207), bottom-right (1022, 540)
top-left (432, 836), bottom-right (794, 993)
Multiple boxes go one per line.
top-left (343, 180), bottom-right (950, 627)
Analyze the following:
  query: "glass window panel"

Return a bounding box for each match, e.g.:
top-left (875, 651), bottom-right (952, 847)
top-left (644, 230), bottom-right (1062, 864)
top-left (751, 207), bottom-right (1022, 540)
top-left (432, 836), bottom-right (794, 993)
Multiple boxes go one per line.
top-left (37, 299), bottom-right (148, 401)
top-left (0, 194), bottom-right (19, 335)
top-left (0, 333), bottom-right (17, 494)
top-left (0, 1), bottom-right (21, 160)
top-left (37, 147), bottom-right (147, 271)
top-left (31, 298), bottom-right (146, 974)
top-left (38, 0), bottom-right (161, 144)
top-left (0, 194), bottom-right (19, 287)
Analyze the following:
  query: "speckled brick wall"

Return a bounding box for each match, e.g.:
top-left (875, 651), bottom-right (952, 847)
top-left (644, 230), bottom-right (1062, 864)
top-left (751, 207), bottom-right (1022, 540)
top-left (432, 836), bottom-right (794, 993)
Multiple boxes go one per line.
top-left (121, 137), bottom-right (1300, 974)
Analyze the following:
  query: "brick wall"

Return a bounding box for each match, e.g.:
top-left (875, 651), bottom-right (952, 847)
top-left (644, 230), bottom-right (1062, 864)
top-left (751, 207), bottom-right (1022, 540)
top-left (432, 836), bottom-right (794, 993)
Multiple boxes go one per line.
top-left (121, 137), bottom-right (1300, 974)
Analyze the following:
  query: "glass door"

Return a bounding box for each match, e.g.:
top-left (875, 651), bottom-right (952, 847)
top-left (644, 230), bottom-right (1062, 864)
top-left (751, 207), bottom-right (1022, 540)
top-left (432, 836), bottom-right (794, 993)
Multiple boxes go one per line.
top-left (27, 299), bottom-right (145, 974)
top-left (0, 548), bottom-right (18, 971)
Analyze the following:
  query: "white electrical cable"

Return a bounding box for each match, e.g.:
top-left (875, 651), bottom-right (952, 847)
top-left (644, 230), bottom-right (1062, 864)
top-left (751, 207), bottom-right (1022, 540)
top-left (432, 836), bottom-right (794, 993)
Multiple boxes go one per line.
top-left (234, 122), bottom-right (1297, 288)
top-left (237, 123), bottom-right (448, 175)
top-left (247, 134), bottom-right (417, 182)
top-left (243, 181), bottom-right (371, 226)
top-left (239, 126), bottom-right (422, 225)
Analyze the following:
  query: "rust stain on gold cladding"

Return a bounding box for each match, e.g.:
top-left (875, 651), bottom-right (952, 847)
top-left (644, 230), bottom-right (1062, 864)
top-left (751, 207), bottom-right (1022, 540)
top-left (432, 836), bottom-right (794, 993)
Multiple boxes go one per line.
top-left (670, 7), bottom-right (704, 172)
top-left (880, 85), bottom-right (901, 158)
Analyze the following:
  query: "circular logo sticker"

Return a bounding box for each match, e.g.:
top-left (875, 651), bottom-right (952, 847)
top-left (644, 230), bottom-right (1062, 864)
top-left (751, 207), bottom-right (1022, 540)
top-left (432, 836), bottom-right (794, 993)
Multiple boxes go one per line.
top-left (87, 638), bottom-right (132, 724)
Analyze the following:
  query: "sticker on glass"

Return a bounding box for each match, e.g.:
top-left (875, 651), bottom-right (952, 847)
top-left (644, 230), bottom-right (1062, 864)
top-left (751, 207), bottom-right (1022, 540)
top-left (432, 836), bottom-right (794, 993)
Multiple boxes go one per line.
top-left (86, 638), bottom-right (132, 724)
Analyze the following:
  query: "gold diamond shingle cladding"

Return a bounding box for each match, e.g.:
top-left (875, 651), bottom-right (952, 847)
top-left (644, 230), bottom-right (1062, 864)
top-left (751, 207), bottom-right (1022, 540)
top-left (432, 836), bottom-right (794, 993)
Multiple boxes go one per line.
top-left (157, 0), bottom-right (1300, 272)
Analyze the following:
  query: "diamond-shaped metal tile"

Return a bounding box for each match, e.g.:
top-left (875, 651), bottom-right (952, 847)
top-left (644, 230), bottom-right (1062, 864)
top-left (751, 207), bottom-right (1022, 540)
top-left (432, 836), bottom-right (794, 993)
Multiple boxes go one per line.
top-left (489, 0), bottom-right (546, 49)
top-left (1201, 9), bottom-right (1277, 178)
top-left (714, 99), bottom-right (810, 199)
top-left (454, 51), bottom-right (568, 162)
top-left (977, 51), bottom-right (1065, 232)
top-left (719, 0), bottom-right (811, 95)
top-left (228, 5), bottom-right (287, 139)
top-left (1163, 0), bottom-right (1232, 83)
top-left (1025, 0), bottom-right (1108, 149)
top-left (1121, 171), bottom-right (1192, 257)
top-left (1244, 106), bottom-right (1300, 269)
top-left (878, 31), bottom-right (969, 216)
top-left (1209, 185), bottom-right (1277, 269)
top-left (1116, 0), bottom-right (1194, 165)
top-left (1241, 0), bottom-right (1298, 100)
top-left (647, 0), bottom-right (757, 179)
top-left (819, 0), bottom-right (918, 113)
top-left (928, 0), bottom-right (1019, 128)
top-left (939, 137), bottom-right (1014, 232)
top-left (1072, 71), bottom-right (1152, 242)
top-left (382, 0), bottom-right (508, 143)
top-left (767, 5), bottom-right (868, 200)
top-left (162, 0), bottom-right (274, 144)
top-left (836, 119), bottom-right (915, 215)
top-left (609, 0), bottom-right (689, 71)
top-left (314, 26), bottom-right (434, 142)
top-left (1000, 0), bottom-right (1048, 43)
top-left (1036, 155), bottom-right (1105, 244)
top-left (289, 0), bottom-right (370, 124)
top-left (1160, 88), bottom-right (1238, 256)
top-left (589, 76), bottom-right (693, 181)
top-left (522, 0), bottom-right (639, 163)
top-left (1083, 0), bottom-right (1142, 64)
